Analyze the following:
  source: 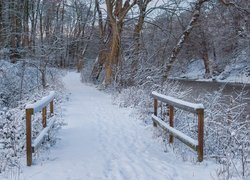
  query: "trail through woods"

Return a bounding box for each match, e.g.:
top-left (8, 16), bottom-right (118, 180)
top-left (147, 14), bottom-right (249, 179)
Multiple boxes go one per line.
top-left (19, 72), bottom-right (216, 180)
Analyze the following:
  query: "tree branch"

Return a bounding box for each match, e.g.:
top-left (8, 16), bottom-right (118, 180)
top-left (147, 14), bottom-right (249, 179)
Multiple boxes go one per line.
top-left (220, 0), bottom-right (250, 14)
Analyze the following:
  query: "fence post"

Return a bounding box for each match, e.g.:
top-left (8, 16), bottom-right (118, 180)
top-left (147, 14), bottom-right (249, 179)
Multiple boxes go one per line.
top-left (197, 108), bottom-right (204, 162)
top-left (26, 108), bottom-right (33, 166)
top-left (169, 105), bottom-right (174, 143)
top-left (50, 100), bottom-right (54, 115)
top-left (42, 107), bottom-right (47, 127)
top-left (153, 98), bottom-right (158, 127)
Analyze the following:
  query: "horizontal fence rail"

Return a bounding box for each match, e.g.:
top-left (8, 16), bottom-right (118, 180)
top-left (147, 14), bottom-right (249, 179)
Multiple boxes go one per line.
top-left (151, 91), bottom-right (204, 162)
top-left (25, 91), bottom-right (55, 166)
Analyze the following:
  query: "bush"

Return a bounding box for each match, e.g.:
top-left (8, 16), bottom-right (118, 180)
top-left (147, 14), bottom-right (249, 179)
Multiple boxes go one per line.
top-left (0, 60), bottom-right (66, 177)
top-left (114, 81), bottom-right (250, 179)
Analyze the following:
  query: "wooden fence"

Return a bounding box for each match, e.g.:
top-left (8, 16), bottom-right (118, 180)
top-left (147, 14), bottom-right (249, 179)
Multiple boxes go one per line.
top-left (25, 91), bottom-right (55, 166)
top-left (151, 91), bottom-right (204, 162)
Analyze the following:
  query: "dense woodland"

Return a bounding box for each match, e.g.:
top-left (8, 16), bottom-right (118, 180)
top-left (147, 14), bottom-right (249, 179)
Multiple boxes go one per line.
top-left (0, 0), bottom-right (249, 179)
top-left (0, 0), bottom-right (249, 86)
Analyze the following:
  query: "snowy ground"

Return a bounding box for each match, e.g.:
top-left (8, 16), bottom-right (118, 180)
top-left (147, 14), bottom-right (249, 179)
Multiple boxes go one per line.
top-left (16, 72), bottom-right (217, 180)
top-left (172, 56), bottom-right (250, 84)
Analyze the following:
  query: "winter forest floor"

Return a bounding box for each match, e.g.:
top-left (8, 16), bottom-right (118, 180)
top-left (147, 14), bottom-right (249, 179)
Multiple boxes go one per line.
top-left (17, 72), bottom-right (218, 180)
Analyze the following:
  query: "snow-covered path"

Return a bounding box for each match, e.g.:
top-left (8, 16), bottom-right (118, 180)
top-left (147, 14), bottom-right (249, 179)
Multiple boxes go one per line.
top-left (20, 72), bottom-right (216, 180)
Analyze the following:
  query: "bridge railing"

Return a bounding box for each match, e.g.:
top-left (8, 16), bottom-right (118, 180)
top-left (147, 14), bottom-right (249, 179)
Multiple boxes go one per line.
top-left (25, 91), bottom-right (55, 166)
top-left (151, 91), bottom-right (204, 162)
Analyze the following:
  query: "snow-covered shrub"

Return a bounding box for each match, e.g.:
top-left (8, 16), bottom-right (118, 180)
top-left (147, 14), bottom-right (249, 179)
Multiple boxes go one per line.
top-left (46, 67), bottom-right (65, 89)
top-left (155, 86), bottom-right (250, 178)
top-left (0, 88), bottom-right (66, 177)
top-left (0, 60), bottom-right (39, 108)
top-left (0, 60), bottom-right (66, 177)
top-left (113, 79), bottom-right (191, 122)
top-left (217, 50), bottom-right (250, 83)
top-left (0, 106), bottom-right (24, 174)
top-left (0, 60), bottom-right (63, 109)
top-left (198, 87), bottom-right (250, 179)
top-left (113, 87), bottom-right (148, 107)
top-left (80, 58), bottom-right (97, 83)
top-left (114, 77), bottom-right (249, 178)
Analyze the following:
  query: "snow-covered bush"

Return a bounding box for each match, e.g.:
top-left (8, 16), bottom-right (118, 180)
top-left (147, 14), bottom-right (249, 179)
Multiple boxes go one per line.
top-left (80, 58), bottom-right (97, 83)
top-left (114, 81), bottom-right (249, 179)
top-left (0, 60), bottom-right (65, 177)
top-left (198, 87), bottom-right (250, 179)
top-left (0, 60), bottom-right (63, 109)
top-left (113, 79), bottom-right (191, 121)
top-left (0, 105), bottom-right (24, 174)
top-left (0, 89), bottom-right (66, 179)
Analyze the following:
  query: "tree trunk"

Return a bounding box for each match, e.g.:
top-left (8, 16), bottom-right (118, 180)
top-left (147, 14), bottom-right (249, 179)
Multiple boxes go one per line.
top-left (41, 70), bottom-right (46, 88)
top-left (10, 0), bottom-right (19, 63)
top-left (162, 0), bottom-right (208, 82)
top-left (39, 7), bottom-right (43, 45)
top-left (103, 22), bottom-right (121, 86)
top-left (19, 61), bottom-right (26, 99)
top-left (91, 49), bottom-right (108, 81)
top-left (23, 0), bottom-right (29, 49)
top-left (91, 0), bottom-right (107, 81)
top-left (199, 26), bottom-right (211, 78)
top-left (0, 0), bottom-right (3, 47)
top-left (130, 0), bottom-right (149, 84)
top-left (202, 50), bottom-right (210, 78)
top-left (30, 0), bottom-right (40, 54)
top-left (16, 0), bottom-right (22, 48)
top-left (102, 0), bottom-right (136, 87)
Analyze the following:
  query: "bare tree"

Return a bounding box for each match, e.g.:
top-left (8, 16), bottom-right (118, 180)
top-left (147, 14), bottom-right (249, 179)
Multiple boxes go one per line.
top-left (162, 0), bottom-right (209, 82)
top-left (103, 0), bottom-right (136, 86)
top-left (130, 0), bottom-right (151, 85)
top-left (91, 0), bottom-right (110, 81)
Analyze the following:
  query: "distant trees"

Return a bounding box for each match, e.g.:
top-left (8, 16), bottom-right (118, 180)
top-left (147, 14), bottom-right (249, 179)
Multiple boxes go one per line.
top-left (0, 0), bottom-right (98, 87)
top-left (0, 0), bottom-right (248, 86)
top-left (115, 0), bottom-right (249, 85)
top-left (0, 0), bottom-right (95, 64)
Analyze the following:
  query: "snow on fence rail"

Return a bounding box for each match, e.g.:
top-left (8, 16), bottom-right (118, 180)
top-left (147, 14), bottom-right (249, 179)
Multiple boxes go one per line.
top-left (25, 91), bottom-right (55, 166)
top-left (151, 91), bottom-right (204, 162)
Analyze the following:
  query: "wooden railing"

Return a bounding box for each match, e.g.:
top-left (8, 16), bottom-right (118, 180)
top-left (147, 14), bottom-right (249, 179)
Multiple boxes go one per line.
top-left (25, 91), bottom-right (55, 166)
top-left (151, 91), bottom-right (204, 162)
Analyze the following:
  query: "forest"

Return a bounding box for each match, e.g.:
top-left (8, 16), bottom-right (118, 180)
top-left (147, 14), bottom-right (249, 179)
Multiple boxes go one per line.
top-left (0, 0), bottom-right (249, 179)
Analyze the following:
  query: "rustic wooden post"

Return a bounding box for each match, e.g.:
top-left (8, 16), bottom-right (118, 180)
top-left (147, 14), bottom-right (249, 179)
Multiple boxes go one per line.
top-left (42, 107), bottom-right (47, 128)
top-left (50, 100), bottom-right (54, 115)
top-left (26, 108), bottom-right (33, 166)
top-left (153, 98), bottom-right (158, 127)
top-left (169, 105), bottom-right (174, 143)
top-left (197, 108), bottom-right (204, 162)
